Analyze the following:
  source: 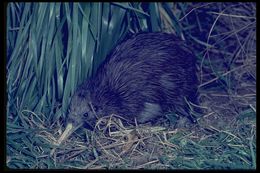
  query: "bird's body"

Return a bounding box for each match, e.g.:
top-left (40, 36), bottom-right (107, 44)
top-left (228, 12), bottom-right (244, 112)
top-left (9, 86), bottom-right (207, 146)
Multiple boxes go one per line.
top-left (67, 32), bottom-right (199, 129)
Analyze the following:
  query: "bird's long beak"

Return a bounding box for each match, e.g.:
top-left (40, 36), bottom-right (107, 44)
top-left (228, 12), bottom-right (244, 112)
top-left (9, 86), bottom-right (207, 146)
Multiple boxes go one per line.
top-left (56, 123), bottom-right (73, 145)
top-left (56, 122), bottom-right (83, 146)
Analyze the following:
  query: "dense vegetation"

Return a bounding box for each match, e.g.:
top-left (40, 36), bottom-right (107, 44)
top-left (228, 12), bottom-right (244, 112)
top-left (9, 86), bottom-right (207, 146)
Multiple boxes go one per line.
top-left (6, 2), bottom-right (256, 169)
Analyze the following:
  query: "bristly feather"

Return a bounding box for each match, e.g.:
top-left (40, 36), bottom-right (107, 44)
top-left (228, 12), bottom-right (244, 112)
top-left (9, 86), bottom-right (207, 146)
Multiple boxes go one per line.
top-left (68, 32), bottom-right (200, 128)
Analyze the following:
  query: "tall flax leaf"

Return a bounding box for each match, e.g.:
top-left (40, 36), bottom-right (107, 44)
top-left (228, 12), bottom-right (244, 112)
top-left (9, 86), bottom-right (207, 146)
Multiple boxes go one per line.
top-left (111, 2), bottom-right (149, 17)
top-left (161, 2), bottom-right (184, 38)
top-left (62, 3), bottom-right (79, 113)
top-left (148, 3), bottom-right (161, 32)
top-left (7, 3), bottom-right (31, 69)
top-left (79, 3), bottom-right (91, 82)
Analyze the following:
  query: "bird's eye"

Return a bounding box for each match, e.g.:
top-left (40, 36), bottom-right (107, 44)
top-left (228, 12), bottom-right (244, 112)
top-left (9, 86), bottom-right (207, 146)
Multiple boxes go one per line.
top-left (83, 112), bottom-right (88, 117)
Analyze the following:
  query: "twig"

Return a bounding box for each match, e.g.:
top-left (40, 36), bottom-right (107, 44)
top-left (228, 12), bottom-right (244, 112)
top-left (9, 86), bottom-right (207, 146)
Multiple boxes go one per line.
top-left (199, 64), bottom-right (248, 88)
top-left (135, 159), bottom-right (159, 169)
top-left (208, 11), bottom-right (255, 19)
top-left (179, 3), bottom-right (213, 21)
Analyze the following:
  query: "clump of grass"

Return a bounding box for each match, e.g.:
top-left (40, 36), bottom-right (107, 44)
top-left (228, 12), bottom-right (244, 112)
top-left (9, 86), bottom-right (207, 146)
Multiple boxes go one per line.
top-left (6, 2), bottom-right (255, 169)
